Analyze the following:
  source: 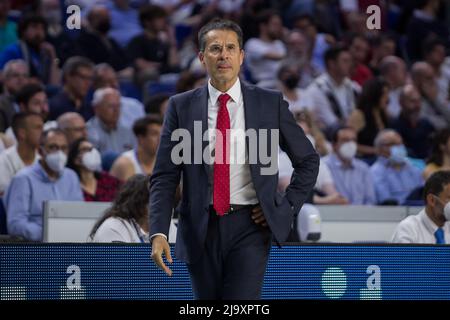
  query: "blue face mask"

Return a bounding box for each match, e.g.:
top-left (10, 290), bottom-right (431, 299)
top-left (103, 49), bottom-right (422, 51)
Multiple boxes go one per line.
top-left (389, 144), bottom-right (407, 164)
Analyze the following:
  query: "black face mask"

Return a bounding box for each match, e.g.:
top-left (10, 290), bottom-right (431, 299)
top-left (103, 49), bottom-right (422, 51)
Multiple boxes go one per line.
top-left (283, 74), bottom-right (300, 89)
top-left (96, 20), bottom-right (111, 34)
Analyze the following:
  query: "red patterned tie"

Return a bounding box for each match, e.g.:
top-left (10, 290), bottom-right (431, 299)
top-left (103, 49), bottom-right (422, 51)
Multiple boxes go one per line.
top-left (213, 93), bottom-right (231, 216)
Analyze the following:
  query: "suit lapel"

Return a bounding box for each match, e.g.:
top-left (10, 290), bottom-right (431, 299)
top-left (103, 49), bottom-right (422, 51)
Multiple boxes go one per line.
top-left (191, 85), bottom-right (210, 176)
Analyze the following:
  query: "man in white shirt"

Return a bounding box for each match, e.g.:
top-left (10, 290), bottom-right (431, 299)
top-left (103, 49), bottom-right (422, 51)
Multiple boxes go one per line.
top-left (302, 46), bottom-right (360, 134)
top-left (379, 56), bottom-right (407, 118)
top-left (0, 112), bottom-right (42, 196)
top-left (392, 170), bottom-right (450, 244)
top-left (244, 10), bottom-right (286, 88)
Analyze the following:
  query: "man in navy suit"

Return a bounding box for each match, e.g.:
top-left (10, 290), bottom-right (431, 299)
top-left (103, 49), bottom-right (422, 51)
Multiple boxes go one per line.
top-left (149, 19), bottom-right (319, 300)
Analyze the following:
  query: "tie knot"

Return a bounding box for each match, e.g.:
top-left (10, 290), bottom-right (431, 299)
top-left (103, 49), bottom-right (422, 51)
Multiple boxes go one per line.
top-left (218, 93), bottom-right (231, 106)
top-left (435, 228), bottom-right (445, 244)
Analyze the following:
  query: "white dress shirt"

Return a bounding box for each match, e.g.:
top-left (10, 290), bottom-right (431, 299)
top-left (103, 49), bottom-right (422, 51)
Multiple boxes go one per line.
top-left (207, 78), bottom-right (258, 205)
top-left (391, 209), bottom-right (450, 244)
top-left (0, 145), bottom-right (39, 195)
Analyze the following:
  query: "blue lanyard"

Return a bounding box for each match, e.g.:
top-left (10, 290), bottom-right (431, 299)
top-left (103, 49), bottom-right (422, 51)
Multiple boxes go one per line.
top-left (131, 219), bottom-right (145, 244)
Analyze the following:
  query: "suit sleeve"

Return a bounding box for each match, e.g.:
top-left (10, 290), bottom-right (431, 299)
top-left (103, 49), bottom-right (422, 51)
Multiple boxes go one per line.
top-left (149, 97), bottom-right (182, 237)
top-left (278, 93), bottom-right (320, 214)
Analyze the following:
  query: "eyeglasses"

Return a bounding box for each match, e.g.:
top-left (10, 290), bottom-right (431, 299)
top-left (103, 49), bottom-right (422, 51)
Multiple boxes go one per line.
top-left (45, 143), bottom-right (68, 153)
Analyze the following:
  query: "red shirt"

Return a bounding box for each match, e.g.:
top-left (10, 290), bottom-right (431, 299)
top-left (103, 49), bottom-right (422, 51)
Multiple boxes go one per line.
top-left (351, 64), bottom-right (373, 86)
top-left (83, 172), bottom-right (122, 202)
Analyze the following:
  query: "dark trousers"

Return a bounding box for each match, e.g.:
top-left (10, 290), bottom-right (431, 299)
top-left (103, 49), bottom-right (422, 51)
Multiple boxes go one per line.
top-left (187, 206), bottom-right (272, 300)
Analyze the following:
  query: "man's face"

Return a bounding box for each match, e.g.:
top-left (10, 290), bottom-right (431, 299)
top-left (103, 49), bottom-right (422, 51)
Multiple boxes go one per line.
top-left (199, 29), bottom-right (244, 88)
top-left (350, 37), bottom-right (369, 64)
top-left (334, 128), bottom-right (356, 152)
top-left (378, 132), bottom-right (403, 158)
top-left (287, 32), bottom-right (307, 56)
top-left (390, 61), bottom-right (407, 87)
top-left (24, 91), bottom-right (49, 120)
top-left (429, 184), bottom-right (450, 225)
top-left (65, 117), bottom-right (87, 144)
top-left (401, 88), bottom-right (422, 118)
top-left (266, 15), bottom-right (283, 40)
top-left (333, 51), bottom-right (353, 78)
top-left (21, 115), bottom-right (44, 148)
top-left (23, 23), bottom-right (46, 49)
top-left (96, 92), bottom-right (120, 128)
top-left (139, 123), bottom-right (161, 155)
top-left (96, 68), bottom-right (119, 89)
top-left (67, 67), bottom-right (93, 98)
top-left (379, 40), bottom-right (396, 59)
top-left (40, 132), bottom-right (69, 158)
top-left (4, 63), bottom-right (29, 95)
top-left (428, 45), bottom-right (446, 67)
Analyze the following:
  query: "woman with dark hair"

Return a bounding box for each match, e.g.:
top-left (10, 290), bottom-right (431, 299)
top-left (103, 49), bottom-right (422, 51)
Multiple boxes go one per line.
top-left (89, 174), bottom-right (155, 243)
top-left (347, 77), bottom-right (390, 162)
top-left (423, 129), bottom-right (450, 180)
top-left (67, 137), bottom-right (121, 202)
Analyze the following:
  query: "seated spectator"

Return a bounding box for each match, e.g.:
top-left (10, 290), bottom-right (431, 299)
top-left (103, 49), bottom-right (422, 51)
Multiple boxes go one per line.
top-left (106, 0), bottom-right (142, 48)
top-left (5, 83), bottom-right (54, 144)
top-left (56, 112), bottom-right (88, 145)
top-left (379, 56), bottom-right (408, 118)
top-left (127, 4), bottom-right (179, 86)
top-left (323, 126), bottom-right (376, 205)
top-left (0, 13), bottom-right (60, 85)
top-left (279, 116), bottom-right (348, 205)
top-left (0, 59), bottom-right (29, 132)
top-left (75, 5), bottom-right (129, 72)
top-left (0, 0), bottom-right (17, 52)
top-left (391, 170), bottom-right (450, 244)
top-left (368, 34), bottom-right (396, 75)
top-left (277, 62), bottom-right (306, 115)
top-left (87, 88), bottom-right (136, 155)
top-left (92, 63), bottom-right (145, 129)
top-left (347, 77), bottom-right (390, 162)
top-left (347, 33), bottom-right (373, 86)
top-left (40, 0), bottom-right (74, 66)
top-left (405, 0), bottom-right (449, 63)
top-left (89, 174), bottom-right (161, 243)
top-left (145, 93), bottom-right (169, 118)
top-left (302, 46), bottom-right (360, 135)
top-left (424, 129), bottom-right (450, 180)
top-left (423, 37), bottom-right (450, 105)
top-left (48, 56), bottom-right (94, 121)
top-left (244, 10), bottom-right (286, 88)
top-left (175, 70), bottom-right (207, 94)
top-left (391, 84), bottom-right (435, 159)
top-left (292, 14), bottom-right (334, 73)
top-left (67, 137), bottom-right (121, 202)
top-left (4, 128), bottom-right (83, 241)
top-left (370, 129), bottom-right (423, 205)
top-left (0, 112), bottom-right (43, 196)
top-left (110, 115), bottom-right (162, 181)
top-left (293, 111), bottom-right (331, 157)
top-left (411, 61), bottom-right (450, 130)
top-left (284, 29), bottom-right (321, 89)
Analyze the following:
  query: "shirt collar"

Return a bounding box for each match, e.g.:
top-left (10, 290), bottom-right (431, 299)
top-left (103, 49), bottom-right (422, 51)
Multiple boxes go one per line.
top-left (330, 152), bottom-right (354, 169)
top-left (208, 78), bottom-right (241, 107)
top-left (420, 208), bottom-right (442, 235)
top-left (33, 161), bottom-right (62, 182)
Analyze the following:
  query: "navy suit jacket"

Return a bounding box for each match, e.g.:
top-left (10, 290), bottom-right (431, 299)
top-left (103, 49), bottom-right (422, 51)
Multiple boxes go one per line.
top-left (149, 81), bottom-right (319, 264)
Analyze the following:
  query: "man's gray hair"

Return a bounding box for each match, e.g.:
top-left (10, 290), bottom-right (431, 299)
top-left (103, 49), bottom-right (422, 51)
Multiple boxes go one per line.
top-left (92, 87), bottom-right (119, 106)
top-left (57, 112), bottom-right (85, 130)
top-left (2, 59), bottom-right (29, 77)
top-left (374, 129), bottom-right (400, 148)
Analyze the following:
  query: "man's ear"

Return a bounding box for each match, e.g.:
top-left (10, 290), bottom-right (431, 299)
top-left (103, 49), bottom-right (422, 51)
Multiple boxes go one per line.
top-left (198, 51), bottom-right (205, 65)
top-left (427, 193), bottom-right (435, 207)
top-left (239, 49), bottom-right (245, 66)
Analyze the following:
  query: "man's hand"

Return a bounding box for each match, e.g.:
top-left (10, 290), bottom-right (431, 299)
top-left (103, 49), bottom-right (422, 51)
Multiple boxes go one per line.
top-left (251, 205), bottom-right (268, 227)
top-left (151, 235), bottom-right (173, 276)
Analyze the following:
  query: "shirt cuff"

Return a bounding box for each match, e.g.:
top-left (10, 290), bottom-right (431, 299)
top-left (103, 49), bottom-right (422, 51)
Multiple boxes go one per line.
top-left (150, 233), bottom-right (167, 241)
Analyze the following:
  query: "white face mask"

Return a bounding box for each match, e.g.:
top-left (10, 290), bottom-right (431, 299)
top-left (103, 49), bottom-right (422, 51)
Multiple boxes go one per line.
top-left (45, 150), bottom-right (67, 174)
top-left (338, 141), bottom-right (357, 160)
top-left (434, 195), bottom-right (450, 221)
top-left (82, 148), bottom-right (102, 172)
